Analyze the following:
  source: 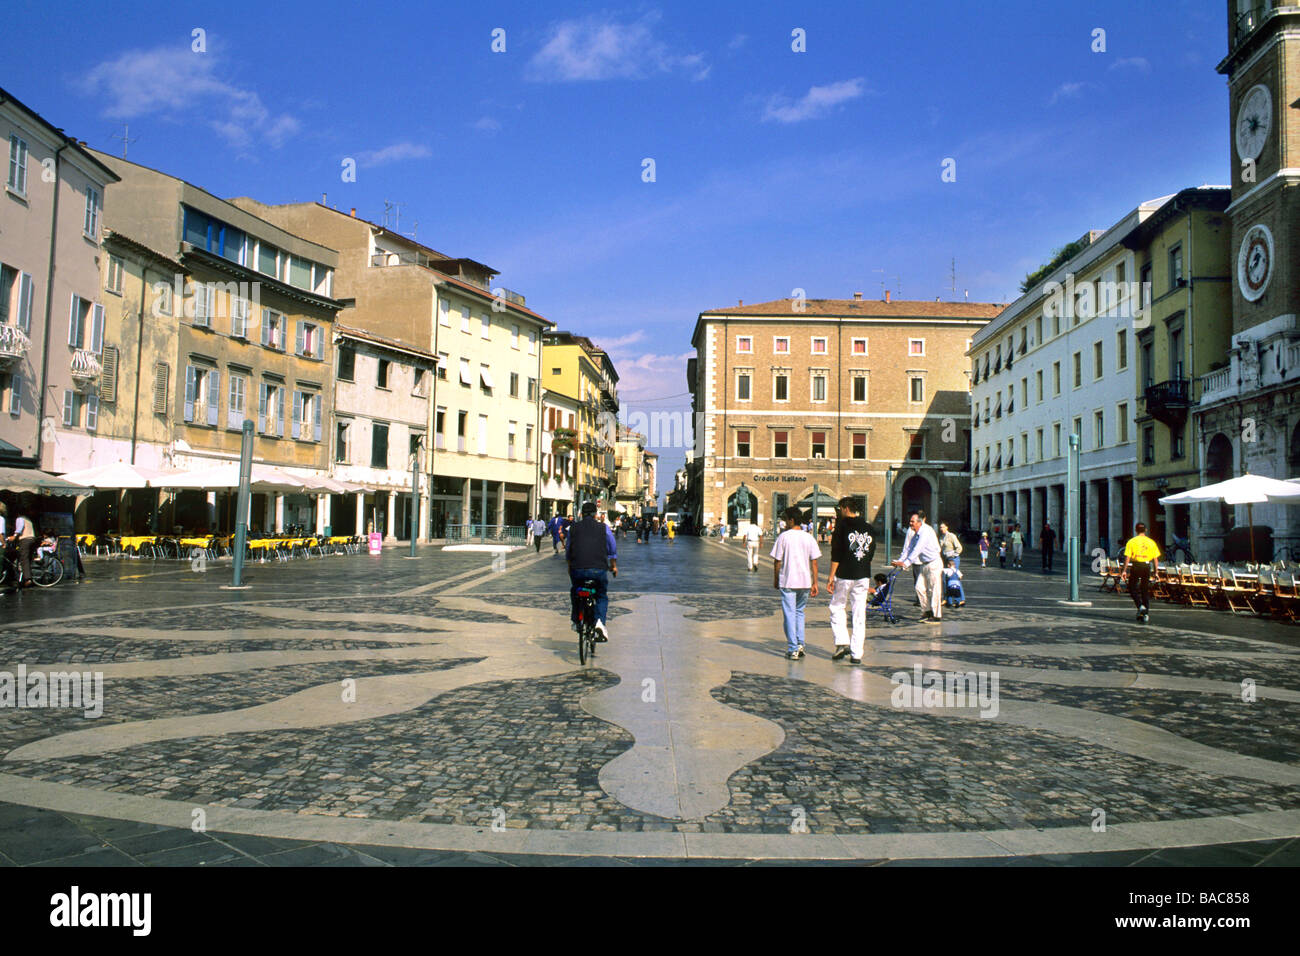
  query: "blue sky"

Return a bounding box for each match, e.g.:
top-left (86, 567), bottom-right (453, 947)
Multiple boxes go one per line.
top-left (6, 0), bottom-right (1232, 493)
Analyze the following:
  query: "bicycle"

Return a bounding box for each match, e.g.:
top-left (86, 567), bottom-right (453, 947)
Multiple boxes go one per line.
top-left (1169, 534), bottom-right (1195, 566)
top-left (574, 579), bottom-right (598, 665)
top-left (1, 547), bottom-right (65, 588)
top-left (1273, 545), bottom-right (1300, 564)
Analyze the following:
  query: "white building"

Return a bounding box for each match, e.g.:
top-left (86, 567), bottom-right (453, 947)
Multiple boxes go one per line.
top-left (969, 196), bottom-right (1173, 555)
top-left (539, 389), bottom-right (578, 517)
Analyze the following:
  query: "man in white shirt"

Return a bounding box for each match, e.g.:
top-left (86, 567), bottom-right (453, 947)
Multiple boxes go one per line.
top-left (771, 506), bottom-right (821, 659)
top-left (893, 509), bottom-right (944, 622)
top-left (744, 522), bottom-right (762, 571)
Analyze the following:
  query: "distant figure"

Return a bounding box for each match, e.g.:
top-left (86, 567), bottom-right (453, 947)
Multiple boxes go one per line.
top-left (1040, 521), bottom-right (1057, 573)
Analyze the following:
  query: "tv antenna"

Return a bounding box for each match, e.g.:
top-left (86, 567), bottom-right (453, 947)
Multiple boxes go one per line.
top-left (951, 258), bottom-right (957, 297)
top-left (109, 124), bottom-right (139, 159)
top-left (382, 199), bottom-right (402, 231)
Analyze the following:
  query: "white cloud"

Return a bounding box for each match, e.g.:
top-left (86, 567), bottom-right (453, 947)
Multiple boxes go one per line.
top-left (473, 116), bottom-right (502, 133)
top-left (526, 12), bottom-right (707, 82)
top-left (597, 330), bottom-right (647, 350)
top-left (762, 78), bottom-right (868, 123)
top-left (356, 142), bottom-right (432, 167)
top-left (82, 44), bottom-right (299, 150)
top-left (1048, 81), bottom-right (1087, 104)
top-left (727, 34), bottom-right (748, 51)
top-left (1109, 57), bottom-right (1151, 72)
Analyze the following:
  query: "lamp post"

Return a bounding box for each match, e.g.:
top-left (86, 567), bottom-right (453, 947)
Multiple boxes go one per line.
top-left (226, 420), bottom-right (254, 590)
top-left (1059, 431), bottom-right (1091, 607)
top-left (885, 467), bottom-right (894, 559)
top-left (407, 437), bottom-right (423, 559)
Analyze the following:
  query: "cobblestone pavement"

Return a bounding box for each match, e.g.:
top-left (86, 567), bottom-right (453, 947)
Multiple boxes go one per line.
top-left (2, 538), bottom-right (1299, 863)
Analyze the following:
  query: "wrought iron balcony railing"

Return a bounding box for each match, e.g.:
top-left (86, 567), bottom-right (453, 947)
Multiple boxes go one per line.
top-left (70, 349), bottom-right (102, 391)
top-left (0, 324), bottom-right (31, 366)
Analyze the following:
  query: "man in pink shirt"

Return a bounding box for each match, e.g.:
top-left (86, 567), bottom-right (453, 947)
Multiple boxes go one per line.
top-left (771, 506), bottom-right (821, 660)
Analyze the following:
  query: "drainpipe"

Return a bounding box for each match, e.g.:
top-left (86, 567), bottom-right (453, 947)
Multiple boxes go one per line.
top-left (130, 256), bottom-right (148, 464)
top-left (36, 142), bottom-right (69, 469)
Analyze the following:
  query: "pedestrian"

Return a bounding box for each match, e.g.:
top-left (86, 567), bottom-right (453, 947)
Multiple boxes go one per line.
top-left (938, 522), bottom-right (962, 572)
top-left (666, 517), bottom-right (675, 543)
top-left (744, 521), bottom-right (762, 571)
top-left (828, 496), bottom-right (875, 664)
top-left (978, 532), bottom-right (990, 568)
top-left (997, 538), bottom-right (1007, 568)
top-left (6, 508), bottom-right (38, 589)
top-left (548, 514), bottom-right (563, 554)
top-left (892, 509), bottom-right (944, 622)
top-left (531, 516), bottom-right (544, 553)
top-left (943, 556), bottom-right (966, 607)
top-left (1119, 522), bottom-right (1161, 623)
top-left (771, 507), bottom-right (821, 660)
top-left (1040, 521), bottom-right (1057, 573)
top-left (1010, 523), bottom-right (1024, 569)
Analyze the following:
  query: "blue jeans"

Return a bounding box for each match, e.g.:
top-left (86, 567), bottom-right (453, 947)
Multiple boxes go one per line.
top-left (780, 588), bottom-right (809, 652)
top-left (946, 554), bottom-right (961, 572)
top-left (945, 577), bottom-right (966, 606)
top-left (569, 568), bottom-right (609, 625)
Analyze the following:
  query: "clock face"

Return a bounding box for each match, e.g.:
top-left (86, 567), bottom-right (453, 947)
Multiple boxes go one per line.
top-left (1235, 84), bottom-right (1272, 161)
top-left (1237, 224), bottom-right (1273, 302)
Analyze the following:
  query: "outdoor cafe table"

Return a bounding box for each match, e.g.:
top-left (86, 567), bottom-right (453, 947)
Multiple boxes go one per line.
top-left (118, 535), bottom-right (156, 551)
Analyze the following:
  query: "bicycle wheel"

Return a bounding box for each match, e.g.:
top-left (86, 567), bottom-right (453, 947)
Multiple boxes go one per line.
top-left (33, 557), bottom-right (63, 587)
top-left (578, 614), bottom-right (589, 665)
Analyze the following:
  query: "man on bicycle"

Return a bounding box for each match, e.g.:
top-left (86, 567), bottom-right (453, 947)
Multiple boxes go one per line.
top-left (567, 500), bottom-right (618, 641)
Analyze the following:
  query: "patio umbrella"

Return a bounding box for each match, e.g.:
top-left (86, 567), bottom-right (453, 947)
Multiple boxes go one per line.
top-left (59, 462), bottom-right (173, 489)
top-left (1159, 472), bottom-right (1300, 564)
top-left (0, 466), bottom-right (86, 496)
top-left (155, 463), bottom-right (313, 493)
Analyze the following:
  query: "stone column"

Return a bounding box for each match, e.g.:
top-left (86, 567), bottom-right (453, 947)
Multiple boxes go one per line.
top-left (462, 478), bottom-right (472, 531)
top-left (274, 494), bottom-right (285, 533)
top-left (386, 490), bottom-right (397, 540)
top-left (496, 480), bottom-right (506, 534)
top-left (419, 493), bottom-right (430, 542)
top-left (1048, 485), bottom-right (1063, 550)
top-left (316, 494), bottom-right (327, 534)
top-left (1085, 480), bottom-right (1101, 555)
top-left (206, 491), bottom-right (217, 529)
top-left (355, 493), bottom-right (365, 536)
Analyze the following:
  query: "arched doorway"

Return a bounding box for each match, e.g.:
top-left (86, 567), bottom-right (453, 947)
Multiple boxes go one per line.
top-left (900, 475), bottom-right (932, 520)
top-left (726, 487), bottom-right (757, 535)
top-left (1205, 432), bottom-right (1234, 534)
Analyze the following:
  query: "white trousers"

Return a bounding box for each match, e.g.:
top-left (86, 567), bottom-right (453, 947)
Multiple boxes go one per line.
top-left (829, 577), bottom-right (873, 658)
top-left (913, 559), bottom-right (943, 617)
top-left (746, 544), bottom-right (758, 569)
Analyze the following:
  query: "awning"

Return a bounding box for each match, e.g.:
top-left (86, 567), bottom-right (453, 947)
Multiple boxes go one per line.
top-left (59, 462), bottom-right (174, 489)
top-left (0, 466), bottom-right (86, 495)
top-left (155, 464), bottom-right (314, 493)
top-left (459, 364), bottom-right (474, 386)
top-left (480, 367), bottom-right (495, 389)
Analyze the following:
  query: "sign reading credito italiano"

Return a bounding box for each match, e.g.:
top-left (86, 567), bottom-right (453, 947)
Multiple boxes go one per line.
top-left (751, 475), bottom-right (806, 483)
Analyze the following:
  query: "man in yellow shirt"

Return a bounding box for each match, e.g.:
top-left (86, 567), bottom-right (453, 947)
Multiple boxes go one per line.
top-left (1120, 522), bottom-right (1162, 623)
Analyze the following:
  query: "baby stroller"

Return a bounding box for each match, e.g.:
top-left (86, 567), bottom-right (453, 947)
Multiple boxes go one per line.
top-left (865, 566), bottom-right (903, 625)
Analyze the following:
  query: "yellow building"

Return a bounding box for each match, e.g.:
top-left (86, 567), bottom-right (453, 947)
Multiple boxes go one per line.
top-left (541, 331), bottom-right (619, 505)
top-left (1125, 187), bottom-right (1232, 550)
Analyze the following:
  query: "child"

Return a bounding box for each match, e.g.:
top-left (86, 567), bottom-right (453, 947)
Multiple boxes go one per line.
top-left (771, 506), bottom-right (821, 660)
top-left (867, 572), bottom-right (891, 607)
top-left (997, 539), bottom-right (1007, 568)
top-left (979, 533), bottom-right (990, 568)
top-left (943, 557), bottom-right (966, 607)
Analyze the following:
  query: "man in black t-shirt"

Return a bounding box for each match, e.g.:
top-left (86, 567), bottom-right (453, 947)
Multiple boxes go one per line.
top-left (827, 496), bottom-right (876, 664)
top-left (1040, 521), bottom-right (1057, 573)
top-left (566, 501), bottom-right (619, 641)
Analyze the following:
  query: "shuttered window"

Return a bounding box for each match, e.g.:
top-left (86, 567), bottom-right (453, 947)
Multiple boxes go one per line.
top-left (152, 363), bottom-right (169, 415)
top-left (99, 346), bottom-right (118, 402)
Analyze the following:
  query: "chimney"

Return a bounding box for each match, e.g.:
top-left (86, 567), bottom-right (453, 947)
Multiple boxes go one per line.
top-left (350, 207), bottom-right (357, 218)
top-left (738, 299), bottom-right (743, 306)
top-left (853, 291), bottom-right (862, 300)
top-left (322, 192), bottom-right (327, 204)
top-left (884, 290), bottom-right (891, 303)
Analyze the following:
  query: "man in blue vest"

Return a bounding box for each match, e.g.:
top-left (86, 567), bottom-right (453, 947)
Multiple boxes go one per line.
top-left (567, 500), bottom-right (618, 641)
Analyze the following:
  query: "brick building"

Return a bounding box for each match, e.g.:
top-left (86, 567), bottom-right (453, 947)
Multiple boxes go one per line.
top-left (688, 294), bottom-right (998, 536)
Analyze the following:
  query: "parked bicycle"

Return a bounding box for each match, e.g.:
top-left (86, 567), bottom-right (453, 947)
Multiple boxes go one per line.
top-left (0, 548), bottom-right (64, 588)
top-left (1169, 534), bottom-right (1195, 566)
top-left (574, 579), bottom-right (599, 665)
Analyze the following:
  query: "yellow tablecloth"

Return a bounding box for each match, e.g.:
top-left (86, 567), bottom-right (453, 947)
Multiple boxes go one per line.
top-left (119, 536), bottom-right (156, 550)
top-left (178, 537), bottom-right (212, 548)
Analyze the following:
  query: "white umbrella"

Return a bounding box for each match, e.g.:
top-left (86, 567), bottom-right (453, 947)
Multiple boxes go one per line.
top-left (0, 466), bottom-right (85, 495)
top-left (59, 462), bottom-right (173, 489)
top-left (1159, 473), bottom-right (1300, 563)
top-left (156, 463), bottom-right (311, 493)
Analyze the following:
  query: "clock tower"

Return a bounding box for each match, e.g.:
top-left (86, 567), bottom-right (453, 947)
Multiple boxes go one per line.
top-left (1198, 1), bottom-right (1300, 557)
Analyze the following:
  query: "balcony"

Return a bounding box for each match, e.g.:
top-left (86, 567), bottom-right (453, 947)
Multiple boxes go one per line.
top-left (70, 349), bottom-right (102, 392)
top-left (1199, 366), bottom-right (1231, 403)
top-left (1141, 378), bottom-right (1193, 426)
top-left (0, 325), bottom-right (30, 367)
top-left (1233, 5), bottom-right (1270, 50)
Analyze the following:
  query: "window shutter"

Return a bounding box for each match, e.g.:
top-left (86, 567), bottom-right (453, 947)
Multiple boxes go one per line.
top-left (68, 293), bottom-right (78, 346)
top-left (292, 390), bottom-right (302, 439)
top-left (62, 389), bottom-right (74, 426)
top-left (295, 321), bottom-right (304, 356)
top-left (17, 273), bottom-right (32, 333)
top-left (207, 369), bottom-right (219, 426)
top-left (258, 383), bottom-right (267, 434)
top-left (261, 311), bottom-right (271, 346)
top-left (183, 365), bottom-right (196, 422)
top-left (85, 395), bottom-right (98, 432)
top-left (99, 346), bottom-right (118, 402)
top-left (9, 374), bottom-right (21, 414)
top-left (277, 386), bottom-right (285, 438)
top-left (313, 393), bottom-right (322, 442)
top-left (232, 296), bottom-right (247, 337)
top-left (152, 363), bottom-right (169, 415)
top-left (228, 377), bottom-right (241, 430)
top-left (90, 303), bottom-right (104, 353)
